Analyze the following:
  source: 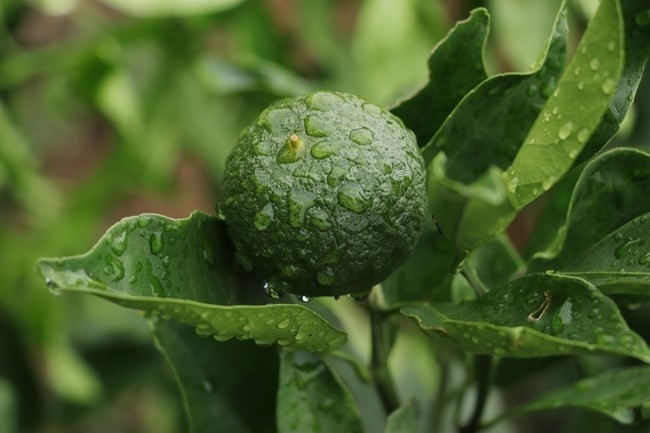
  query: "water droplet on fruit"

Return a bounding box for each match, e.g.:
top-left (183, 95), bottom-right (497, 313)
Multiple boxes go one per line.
top-left (349, 127), bottom-right (373, 145)
top-left (310, 140), bottom-right (338, 159)
top-left (327, 162), bottom-right (348, 187)
top-left (362, 103), bottom-right (382, 115)
top-left (337, 182), bottom-right (370, 214)
top-left (304, 115), bottom-right (328, 137)
top-left (306, 91), bottom-right (343, 111)
top-left (149, 232), bottom-right (163, 255)
top-left (288, 189), bottom-right (317, 228)
top-left (589, 58), bottom-right (600, 71)
top-left (558, 122), bottom-right (574, 140)
top-left (254, 202), bottom-right (274, 231)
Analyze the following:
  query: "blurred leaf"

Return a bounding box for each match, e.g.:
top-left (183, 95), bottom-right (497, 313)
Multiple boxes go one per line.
top-left (508, 365), bottom-right (650, 425)
top-left (488, 0), bottom-right (564, 71)
top-left (422, 1), bottom-right (568, 253)
top-left (277, 351), bottom-right (363, 433)
top-left (0, 379), bottom-right (16, 433)
top-left (151, 320), bottom-right (278, 433)
top-left (402, 273), bottom-right (650, 362)
top-left (385, 399), bottom-right (419, 433)
top-left (36, 212), bottom-right (347, 353)
top-left (99, 0), bottom-right (245, 18)
top-left (391, 8), bottom-right (489, 146)
top-left (44, 339), bottom-right (102, 404)
top-left (352, 0), bottom-right (438, 104)
top-left (531, 148), bottom-right (650, 295)
top-left (574, 0), bottom-right (650, 167)
top-left (506, 0), bottom-right (624, 208)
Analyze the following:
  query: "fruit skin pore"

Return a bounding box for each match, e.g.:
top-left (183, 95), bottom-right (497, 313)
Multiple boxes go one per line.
top-left (219, 90), bottom-right (428, 298)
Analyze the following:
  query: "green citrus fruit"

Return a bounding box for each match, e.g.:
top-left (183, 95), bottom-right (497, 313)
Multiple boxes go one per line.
top-left (218, 90), bottom-right (427, 298)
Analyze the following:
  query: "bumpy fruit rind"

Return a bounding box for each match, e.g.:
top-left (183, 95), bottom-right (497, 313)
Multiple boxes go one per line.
top-left (219, 91), bottom-right (427, 298)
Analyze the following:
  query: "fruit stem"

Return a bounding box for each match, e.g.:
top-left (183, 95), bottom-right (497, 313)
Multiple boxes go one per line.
top-left (459, 355), bottom-right (497, 433)
top-left (460, 261), bottom-right (488, 297)
top-left (368, 287), bottom-right (400, 415)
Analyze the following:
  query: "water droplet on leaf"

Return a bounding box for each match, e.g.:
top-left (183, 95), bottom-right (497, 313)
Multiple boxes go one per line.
top-left (558, 122), bottom-right (574, 140)
top-left (589, 58), bottom-right (600, 71)
top-left (149, 232), bottom-right (163, 255)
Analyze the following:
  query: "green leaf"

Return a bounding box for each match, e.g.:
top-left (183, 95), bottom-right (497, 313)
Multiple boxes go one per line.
top-left (402, 273), bottom-right (650, 362)
top-left (510, 365), bottom-right (650, 425)
top-left (35, 212), bottom-right (347, 353)
top-left (422, 1), bottom-right (568, 253)
top-left (99, 0), bottom-right (245, 17)
top-left (506, 0), bottom-right (624, 208)
top-left (531, 148), bottom-right (650, 295)
top-left (574, 0), bottom-right (650, 166)
top-left (151, 319), bottom-right (279, 433)
top-left (385, 399), bottom-right (419, 433)
top-left (391, 8), bottom-right (489, 146)
top-left (277, 351), bottom-right (363, 433)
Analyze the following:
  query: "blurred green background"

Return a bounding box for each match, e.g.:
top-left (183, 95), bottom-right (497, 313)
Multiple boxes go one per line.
top-left (1, 0), bottom-right (646, 431)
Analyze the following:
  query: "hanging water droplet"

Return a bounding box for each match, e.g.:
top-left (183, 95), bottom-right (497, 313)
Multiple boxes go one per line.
top-left (264, 281), bottom-right (282, 298)
top-left (558, 122), bottom-right (574, 140)
top-left (149, 232), bottom-right (163, 255)
top-left (542, 176), bottom-right (557, 191)
top-left (589, 58), bottom-right (600, 71)
top-left (299, 295), bottom-right (311, 303)
top-left (45, 277), bottom-right (63, 295)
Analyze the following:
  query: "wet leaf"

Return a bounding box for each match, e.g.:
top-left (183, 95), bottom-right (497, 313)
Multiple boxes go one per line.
top-left (391, 8), bottom-right (489, 146)
top-left (510, 365), bottom-right (650, 425)
top-left (574, 0), bottom-right (650, 167)
top-left (151, 320), bottom-right (279, 433)
top-left (506, 0), bottom-right (624, 208)
top-left (402, 273), bottom-right (650, 362)
top-left (530, 148), bottom-right (650, 296)
top-left (422, 1), bottom-right (568, 252)
top-left (277, 351), bottom-right (363, 433)
top-left (35, 212), bottom-right (347, 353)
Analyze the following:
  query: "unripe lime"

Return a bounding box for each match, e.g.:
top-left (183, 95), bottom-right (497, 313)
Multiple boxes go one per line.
top-left (219, 91), bottom-right (427, 298)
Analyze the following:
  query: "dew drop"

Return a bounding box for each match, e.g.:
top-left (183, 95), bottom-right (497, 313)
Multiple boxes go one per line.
top-left (558, 121), bottom-right (574, 140)
top-left (264, 281), bottom-right (282, 299)
top-left (639, 252), bottom-right (650, 265)
top-left (362, 103), bottom-right (382, 115)
top-left (542, 176), bottom-right (557, 191)
top-left (615, 238), bottom-right (644, 259)
top-left (507, 176), bottom-right (519, 193)
top-left (299, 295), bottom-right (311, 303)
top-left (589, 58), bottom-right (600, 71)
top-left (577, 81), bottom-right (584, 90)
top-left (45, 277), bottom-right (63, 295)
top-left (294, 330), bottom-right (308, 341)
top-left (568, 148), bottom-right (579, 159)
top-left (111, 230), bottom-right (128, 256)
top-left (137, 215), bottom-right (153, 228)
top-left (576, 128), bottom-right (590, 144)
top-left (607, 40), bottom-right (616, 52)
top-left (540, 77), bottom-right (556, 98)
top-left (149, 232), bottom-right (163, 255)
top-left (277, 319), bottom-right (290, 329)
top-left (305, 91), bottom-right (343, 111)
top-left (349, 127), bottom-right (373, 145)
top-left (527, 84), bottom-right (538, 96)
top-left (242, 323), bottom-right (252, 332)
top-left (601, 78), bottom-right (615, 95)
